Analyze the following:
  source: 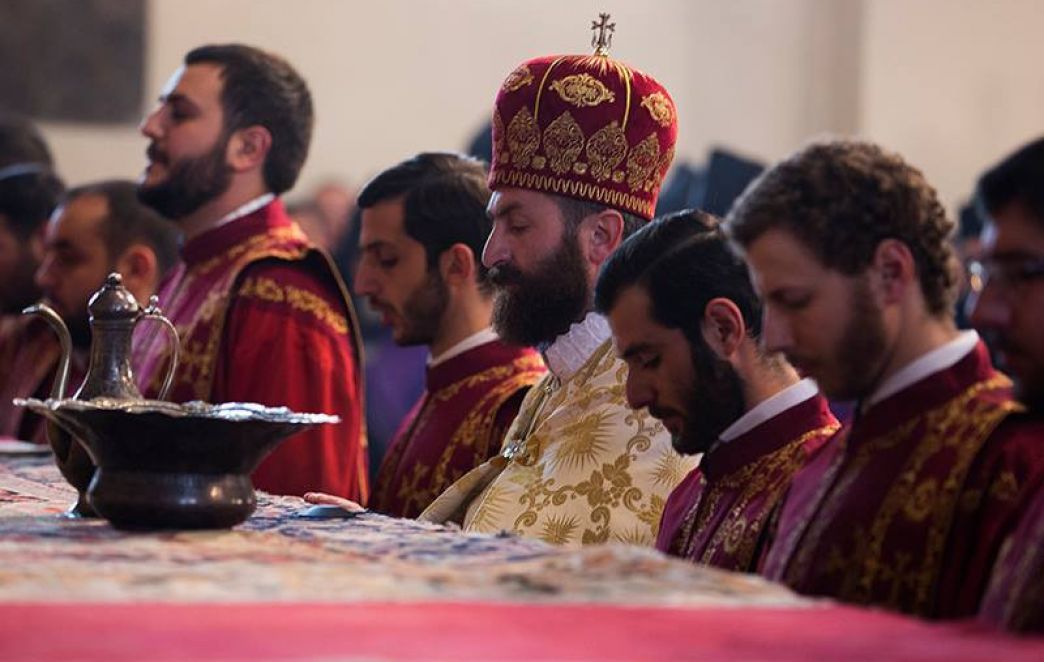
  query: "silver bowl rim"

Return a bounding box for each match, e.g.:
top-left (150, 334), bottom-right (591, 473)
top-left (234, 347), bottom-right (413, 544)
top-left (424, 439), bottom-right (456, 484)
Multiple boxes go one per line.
top-left (14, 397), bottom-right (340, 425)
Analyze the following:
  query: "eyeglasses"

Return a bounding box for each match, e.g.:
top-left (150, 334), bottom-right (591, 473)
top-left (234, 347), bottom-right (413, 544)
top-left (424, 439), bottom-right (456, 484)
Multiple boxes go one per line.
top-left (968, 256), bottom-right (1044, 295)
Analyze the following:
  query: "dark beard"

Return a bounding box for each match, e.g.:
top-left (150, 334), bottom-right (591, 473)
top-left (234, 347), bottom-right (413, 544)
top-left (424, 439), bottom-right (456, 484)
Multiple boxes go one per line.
top-left (829, 277), bottom-right (889, 401)
top-left (671, 339), bottom-right (747, 456)
top-left (489, 231), bottom-right (590, 347)
top-left (396, 270), bottom-right (449, 347)
top-left (138, 136), bottom-right (233, 220)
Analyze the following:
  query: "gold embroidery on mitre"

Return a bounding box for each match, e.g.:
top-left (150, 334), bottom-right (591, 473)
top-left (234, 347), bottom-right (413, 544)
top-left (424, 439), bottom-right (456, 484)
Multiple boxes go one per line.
top-left (657, 146), bottom-right (676, 184)
top-left (507, 107), bottom-right (541, 169)
top-left (640, 91), bottom-right (674, 128)
top-left (502, 64), bottom-right (534, 93)
top-left (626, 134), bottom-right (661, 192)
top-left (549, 73), bottom-right (616, 107)
top-left (492, 109), bottom-right (505, 161)
top-left (493, 168), bottom-right (654, 218)
top-left (543, 111), bottom-right (585, 175)
top-left (586, 121), bottom-right (628, 182)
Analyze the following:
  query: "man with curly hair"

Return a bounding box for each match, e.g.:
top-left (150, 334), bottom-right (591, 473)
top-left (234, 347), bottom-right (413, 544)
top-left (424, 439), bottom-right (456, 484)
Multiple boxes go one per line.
top-left (727, 139), bottom-right (1043, 619)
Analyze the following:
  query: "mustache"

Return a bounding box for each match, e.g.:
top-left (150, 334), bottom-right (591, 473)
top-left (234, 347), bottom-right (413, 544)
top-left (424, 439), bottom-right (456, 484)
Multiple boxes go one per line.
top-left (146, 144), bottom-right (167, 165)
top-left (488, 263), bottom-right (525, 287)
top-left (365, 297), bottom-right (393, 315)
top-left (648, 405), bottom-right (683, 422)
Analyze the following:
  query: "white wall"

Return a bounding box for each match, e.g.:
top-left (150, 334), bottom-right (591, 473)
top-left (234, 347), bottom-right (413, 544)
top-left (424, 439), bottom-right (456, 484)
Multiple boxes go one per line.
top-left (38, 0), bottom-right (857, 199)
top-left (34, 0), bottom-right (1044, 210)
top-left (859, 0), bottom-right (1044, 208)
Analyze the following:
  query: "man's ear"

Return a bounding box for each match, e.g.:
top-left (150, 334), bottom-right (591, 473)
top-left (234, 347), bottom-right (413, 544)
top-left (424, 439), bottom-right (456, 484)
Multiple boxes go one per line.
top-left (700, 297), bottom-right (746, 359)
top-left (438, 243), bottom-right (477, 287)
top-left (578, 208), bottom-right (625, 268)
top-left (114, 245), bottom-right (159, 303)
top-left (870, 238), bottom-right (916, 305)
top-left (227, 125), bottom-right (272, 173)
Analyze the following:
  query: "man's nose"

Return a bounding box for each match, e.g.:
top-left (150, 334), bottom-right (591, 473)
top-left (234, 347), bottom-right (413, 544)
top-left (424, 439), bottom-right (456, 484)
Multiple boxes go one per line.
top-left (482, 225), bottom-right (509, 269)
top-left (139, 104), bottom-right (164, 140)
top-left (969, 281), bottom-right (1011, 332)
top-left (352, 260), bottom-right (379, 298)
top-left (34, 254), bottom-right (56, 292)
top-left (624, 371), bottom-right (654, 412)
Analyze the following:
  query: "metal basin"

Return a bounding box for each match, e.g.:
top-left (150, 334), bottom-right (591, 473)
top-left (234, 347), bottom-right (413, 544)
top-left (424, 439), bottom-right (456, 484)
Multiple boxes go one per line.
top-left (16, 398), bottom-right (338, 530)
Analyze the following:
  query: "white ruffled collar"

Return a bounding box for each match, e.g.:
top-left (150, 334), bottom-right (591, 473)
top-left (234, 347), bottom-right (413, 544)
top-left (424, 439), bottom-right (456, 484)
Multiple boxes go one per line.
top-left (542, 312), bottom-right (612, 381)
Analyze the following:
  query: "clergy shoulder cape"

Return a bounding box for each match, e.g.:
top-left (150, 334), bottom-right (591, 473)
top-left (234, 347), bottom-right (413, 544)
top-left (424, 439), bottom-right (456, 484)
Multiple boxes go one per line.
top-left (761, 341), bottom-right (1044, 619)
top-left (133, 198), bottom-right (369, 501)
top-left (978, 415), bottom-right (1044, 633)
top-left (370, 339), bottom-right (545, 518)
top-left (656, 389), bottom-right (839, 572)
top-left (422, 330), bottom-right (696, 547)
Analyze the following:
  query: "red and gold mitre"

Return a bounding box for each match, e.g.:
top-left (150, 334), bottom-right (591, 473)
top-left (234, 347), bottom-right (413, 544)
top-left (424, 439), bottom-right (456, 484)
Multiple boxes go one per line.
top-left (489, 14), bottom-right (678, 220)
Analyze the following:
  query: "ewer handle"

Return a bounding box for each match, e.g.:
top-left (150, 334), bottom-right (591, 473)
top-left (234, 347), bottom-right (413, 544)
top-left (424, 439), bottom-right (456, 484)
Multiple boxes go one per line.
top-left (138, 295), bottom-right (181, 400)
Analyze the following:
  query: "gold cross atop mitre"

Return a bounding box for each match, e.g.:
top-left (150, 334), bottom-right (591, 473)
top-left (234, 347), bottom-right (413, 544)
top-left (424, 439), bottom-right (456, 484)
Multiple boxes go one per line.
top-left (590, 12), bottom-right (615, 56)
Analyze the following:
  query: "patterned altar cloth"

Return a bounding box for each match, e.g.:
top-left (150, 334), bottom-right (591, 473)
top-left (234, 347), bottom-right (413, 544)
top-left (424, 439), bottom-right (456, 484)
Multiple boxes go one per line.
top-left (0, 457), bottom-right (802, 607)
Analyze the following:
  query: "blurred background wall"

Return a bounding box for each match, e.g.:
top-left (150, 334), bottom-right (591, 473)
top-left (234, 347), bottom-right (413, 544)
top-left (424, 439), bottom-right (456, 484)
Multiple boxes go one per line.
top-left (7, 0), bottom-right (1041, 212)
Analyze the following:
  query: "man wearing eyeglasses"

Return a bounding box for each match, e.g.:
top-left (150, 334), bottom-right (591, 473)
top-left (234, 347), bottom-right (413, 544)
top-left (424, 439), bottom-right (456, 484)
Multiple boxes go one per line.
top-left (972, 137), bottom-right (1044, 633)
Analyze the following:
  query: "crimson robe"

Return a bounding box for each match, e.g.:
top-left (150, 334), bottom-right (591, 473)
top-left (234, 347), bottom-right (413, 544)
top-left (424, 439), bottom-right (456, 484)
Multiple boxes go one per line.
top-left (979, 417), bottom-right (1044, 633)
top-left (369, 340), bottom-right (545, 518)
top-left (656, 394), bottom-right (838, 572)
top-left (761, 342), bottom-right (1044, 618)
top-left (133, 200), bottom-right (368, 501)
top-left (0, 316), bottom-right (84, 443)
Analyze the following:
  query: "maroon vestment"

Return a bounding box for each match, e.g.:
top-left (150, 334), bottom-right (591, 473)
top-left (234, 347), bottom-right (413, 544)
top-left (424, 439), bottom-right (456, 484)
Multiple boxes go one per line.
top-left (0, 316), bottom-right (84, 443)
top-left (370, 340), bottom-right (545, 518)
top-left (655, 393), bottom-right (838, 571)
top-left (979, 416), bottom-right (1044, 632)
top-left (134, 200), bottom-right (368, 500)
top-left (761, 342), bottom-right (1044, 618)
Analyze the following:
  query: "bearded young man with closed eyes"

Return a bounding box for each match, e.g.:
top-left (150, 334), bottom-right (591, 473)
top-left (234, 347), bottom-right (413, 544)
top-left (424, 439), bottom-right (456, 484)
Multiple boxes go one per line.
top-left (595, 209), bottom-right (838, 571)
top-left (728, 139), bottom-right (1044, 620)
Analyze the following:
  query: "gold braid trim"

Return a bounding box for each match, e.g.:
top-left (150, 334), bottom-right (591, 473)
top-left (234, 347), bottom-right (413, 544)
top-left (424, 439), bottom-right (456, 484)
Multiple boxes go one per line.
top-left (431, 355), bottom-right (547, 493)
top-left (236, 275), bottom-right (349, 336)
top-left (681, 422), bottom-right (840, 569)
top-left (492, 168), bottom-right (653, 219)
top-left (196, 226), bottom-right (308, 276)
top-left (783, 372), bottom-right (1018, 615)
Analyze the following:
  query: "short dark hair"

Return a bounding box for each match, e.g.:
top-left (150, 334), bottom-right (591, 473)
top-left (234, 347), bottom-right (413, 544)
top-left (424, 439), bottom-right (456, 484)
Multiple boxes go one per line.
top-left (554, 195), bottom-right (644, 240)
top-left (727, 139), bottom-right (958, 317)
top-left (0, 171), bottom-right (64, 239)
top-left (977, 136), bottom-right (1044, 226)
top-left (64, 180), bottom-right (181, 276)
top-left (185, 44), bottom-right (313, 195)
top-left (0, 114), bottom-right (53, 168)
top-left (357, 152), bottom-right (493, 288)
top-left (595, 209), bottom-right (761, 346)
